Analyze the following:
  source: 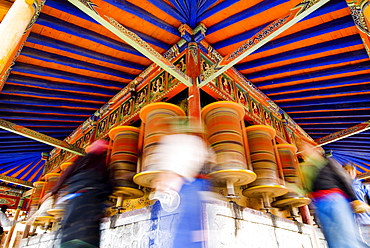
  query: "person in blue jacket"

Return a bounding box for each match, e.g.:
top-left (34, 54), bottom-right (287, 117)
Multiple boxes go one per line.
top-left (344, 164), bottom-right (370, 246)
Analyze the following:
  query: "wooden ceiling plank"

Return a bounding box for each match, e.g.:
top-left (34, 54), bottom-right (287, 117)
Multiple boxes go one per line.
top-left (142, 0), bottom-right (186, 23)
top-left (265, 75), bottom-right (369, 96)
top-left (247, 51), bottom-right (369, 82)
top-left (199, 0), bottom-right (330, 88)
top-left (256, 61), bottom-right (370, 90)
top-left (237, 34), bottom-right (363, 71)
top-left (68, 0), bottom-right (192, 87)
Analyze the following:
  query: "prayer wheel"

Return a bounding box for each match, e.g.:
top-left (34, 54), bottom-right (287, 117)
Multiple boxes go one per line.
top-left (36, 173), bottom-right (60, 222)
top-left (242, 125), bottom-right (288, 209)
top-left (109, 126), bottom-right (143, 208)
top-left (271, 144), bottom-right (311, 212)
top-left (60, 161), bottom-right (74, 171)
top-left (202, 101), bottom-right (256, 197)
top-left (134, 102), bottom-right (186, 187)
top-left (43, 173), bottom-right (60, 196)
top-left (28, 181), bottom-right (45, 219)
top-left (47, 162), bottom-right (73, 219)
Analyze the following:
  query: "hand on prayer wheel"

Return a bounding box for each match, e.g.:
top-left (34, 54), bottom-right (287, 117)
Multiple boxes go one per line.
top-left (109, 126), bottom-right (143, 208)
top-left (271, 144), bottom-right (311, 216)
top-left (201, 101), bottom-right (256, 198)
top-left (242, 125), bottom-right (288, 210)
top-left (134, 102), bottom-right (186, 188)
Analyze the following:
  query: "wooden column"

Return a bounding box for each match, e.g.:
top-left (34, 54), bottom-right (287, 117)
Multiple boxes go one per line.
top-left (186, 42), bottom-right (201, 121)
top-left (0, 0), bottom-right (36, 90)
top-left (3, 197), bottom-right (24, 248)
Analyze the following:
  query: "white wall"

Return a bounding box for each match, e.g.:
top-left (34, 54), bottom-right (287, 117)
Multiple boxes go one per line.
top-left (20, 199), bottom-right (327, 248)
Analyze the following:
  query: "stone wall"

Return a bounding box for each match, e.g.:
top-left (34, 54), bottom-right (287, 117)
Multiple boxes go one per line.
top-left (20, 199), bottom-right (327, 248)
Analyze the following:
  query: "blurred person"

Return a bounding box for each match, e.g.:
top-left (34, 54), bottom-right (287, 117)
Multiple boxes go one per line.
top-left (299, 142), bottom-right (370, 248)
top-left (0, 205), bottom-right (14, 238)
top-left (0, 205), bottom-right (17, 245)
top-left (344, 164), bottom-right (370, 246)
top-left (0, 205), bottom-right (15, 228)
top-left (148, 117), bottom-right (214, 248)
top-left (45, 140), bottom-right (113, 248)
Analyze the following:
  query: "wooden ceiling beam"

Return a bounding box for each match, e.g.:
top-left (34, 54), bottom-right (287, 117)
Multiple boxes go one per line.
top-left (0, 118), bottom-right (85, 155)
top-left (315, 120), bottom-right (370, 146)
top-left (0, 174), bottom-right (33, 188)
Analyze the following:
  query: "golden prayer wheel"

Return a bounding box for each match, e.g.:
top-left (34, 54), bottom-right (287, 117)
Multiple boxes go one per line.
top-left (242, 125), bottom-right (288, 209)
top-left (271, 144), bottom-right (311, 213)
top-left (60, 161), bottom-right (74, 171)
top-left (47, 162), bottom-right (73, 219)
top-left (109, 126), bottom-right (143, 208)
top-left (36, 173), bottom-right (60, 222)
top-left (43, 173), bottom-right (60, 195)
top-left (202, 101), bottom-right (256, 198)
top-left (134, 102), bottom-right (186, 187)
top-left (28, 181), bottom-right (45, 219)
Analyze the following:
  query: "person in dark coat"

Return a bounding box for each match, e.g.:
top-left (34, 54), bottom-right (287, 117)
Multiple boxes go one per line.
top-left (49, 140), bottom-right (112, 248)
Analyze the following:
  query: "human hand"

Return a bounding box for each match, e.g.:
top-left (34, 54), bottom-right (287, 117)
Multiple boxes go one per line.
top-left (351, 200), bottom-right (370, 213)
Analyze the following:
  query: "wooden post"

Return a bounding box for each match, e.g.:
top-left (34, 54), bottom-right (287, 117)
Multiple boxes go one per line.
top-left (186, 42), bottom-right (201, 121)
top-left (4, 197), bottom-right (24, 248)
top-left (299, 205), bottom-right (314, 225)
top-left (0, 0), bottom-right (41, 90)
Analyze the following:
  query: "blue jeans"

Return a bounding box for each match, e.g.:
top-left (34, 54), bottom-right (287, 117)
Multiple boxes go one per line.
top-left (313, 193), bottom-right (369, 248)
top-left (173, 178), bottom-right (209, 248)
top-left (149, 179), bottom-right (209, 248)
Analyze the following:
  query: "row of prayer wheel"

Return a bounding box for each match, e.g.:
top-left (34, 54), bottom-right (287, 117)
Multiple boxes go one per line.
top-left (107, 101), bottom-right (310, 210)
top-left (29, 101), bottom-right (310, 221)
top-left (28, 172), bottom-right (61, 224)
top-left (28, 161), bottom-right (75, 225)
